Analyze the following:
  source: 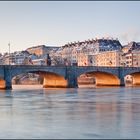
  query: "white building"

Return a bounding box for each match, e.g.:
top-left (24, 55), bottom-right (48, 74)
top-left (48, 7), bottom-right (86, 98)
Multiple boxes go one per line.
top-left (32, 59), bottom-right (45, 65)
top-left (2, 51), bottom-right (30, 65)
top-left (60, 38), bottom-right (122, 66)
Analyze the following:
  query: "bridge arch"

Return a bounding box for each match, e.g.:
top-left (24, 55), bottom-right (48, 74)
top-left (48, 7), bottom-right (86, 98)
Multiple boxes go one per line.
top-left (76, 66), bottom-right (119, 78)
top-left (11, 70), bottom-right (68, 88)
top-left (121, 67), bottom-right (140, 86)
top-left (12, 72), bottom-right (42, 85)
top-left (125, 72), bottom-right (140, 86)
top-left (77, 70), bottom-right (120, 86)
top-left (11, 66), bottom-right (66, 79)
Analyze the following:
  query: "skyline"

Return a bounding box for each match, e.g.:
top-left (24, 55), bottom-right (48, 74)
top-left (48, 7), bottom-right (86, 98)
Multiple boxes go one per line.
top-left (0, 1), bottom-right (140, 53)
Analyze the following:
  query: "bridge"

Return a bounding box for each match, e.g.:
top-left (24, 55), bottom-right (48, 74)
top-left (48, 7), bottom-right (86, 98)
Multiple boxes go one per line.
top-left (0, 65), bottom-right (140, 89)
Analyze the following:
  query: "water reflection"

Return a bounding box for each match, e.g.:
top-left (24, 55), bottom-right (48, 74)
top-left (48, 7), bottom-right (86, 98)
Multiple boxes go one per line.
top-left (0, 85), bottom-right (139, 138)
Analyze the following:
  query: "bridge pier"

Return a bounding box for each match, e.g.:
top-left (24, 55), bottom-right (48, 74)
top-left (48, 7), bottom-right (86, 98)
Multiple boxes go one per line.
top-left (5, 81), bottom-right (12, 90)
top-left (67, 76), bottom-right (78, 88)
top-left (66, 67), bottom-right (78, 88)
top-left (119, 77), bottom-right (125, 86)
top-left (118, 67), bottom-right (125, 87)
top-left (4, 66), bottom-right (12, 90)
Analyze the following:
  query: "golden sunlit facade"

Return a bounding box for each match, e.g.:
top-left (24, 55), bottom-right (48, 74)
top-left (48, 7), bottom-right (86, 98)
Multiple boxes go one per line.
top-left (96, 50), bottom-right (121, 67)
top-left (78, 53), bottom-right (96, 66)
top-left (77, 50), bottom-right (121, 67)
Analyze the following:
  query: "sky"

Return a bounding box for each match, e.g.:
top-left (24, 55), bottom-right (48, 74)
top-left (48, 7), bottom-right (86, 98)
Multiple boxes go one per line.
top-left (0, 1), bottom-right (140, 53)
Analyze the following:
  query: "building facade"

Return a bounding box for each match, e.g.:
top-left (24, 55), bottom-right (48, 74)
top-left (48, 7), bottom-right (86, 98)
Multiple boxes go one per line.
top-left (61, 38), bottom-right (122, 66)
top-left (96, 50), bottom-right (121, 67)
top-left (26, 45), bottom-right (59, 57)
top-left (2, 51), bottom-right (30, 65)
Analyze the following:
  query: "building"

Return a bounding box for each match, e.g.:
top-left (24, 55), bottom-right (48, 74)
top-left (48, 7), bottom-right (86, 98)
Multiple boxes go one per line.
top-left (26, 45), bottom-right (59, 57)
top-left (121, 52), bottom-right (133, 67)
top-left (132, 50), bottom-right (140, 67)
top-left (32, 59), bottom-right (45, 65)
top-left (49, 47), bottom-right (63, 66)
top-left (2, 51), bottom-right (30, 65)
top-left (61, 38), bottom-right (122, 66)
top-left (0, 56), bottom-right (3, 65)
top-left (78, 53), bottom-right (95, 66)
top-left (15, 51), bottom-right (30, 65)
top-left (61, 44), bottom-right (73, 65)
top-left (120, 42), bottom-right (140, 67)
top-left (96, 50), bottom-right (121, 67)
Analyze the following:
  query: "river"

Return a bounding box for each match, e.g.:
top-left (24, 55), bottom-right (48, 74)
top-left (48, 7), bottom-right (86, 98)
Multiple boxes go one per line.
top-left (0, 85), bottom-right (140, 139)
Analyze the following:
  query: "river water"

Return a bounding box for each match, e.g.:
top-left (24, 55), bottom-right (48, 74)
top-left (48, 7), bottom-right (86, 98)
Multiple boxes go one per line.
top-left (0, 85), bottom-right (140, 139)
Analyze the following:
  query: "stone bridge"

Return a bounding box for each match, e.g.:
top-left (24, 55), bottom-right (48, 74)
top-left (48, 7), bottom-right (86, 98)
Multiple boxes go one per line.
top-left (0, 65), bottom-right (140, 89)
